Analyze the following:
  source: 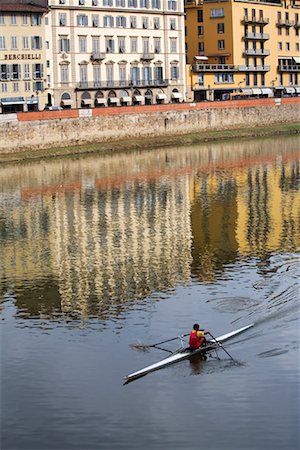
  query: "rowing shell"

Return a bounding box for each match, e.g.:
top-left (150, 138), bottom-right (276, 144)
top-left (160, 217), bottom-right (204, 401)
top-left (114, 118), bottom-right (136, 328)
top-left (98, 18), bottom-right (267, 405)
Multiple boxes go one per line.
top-left (124, 323), bottom-right (254, 384)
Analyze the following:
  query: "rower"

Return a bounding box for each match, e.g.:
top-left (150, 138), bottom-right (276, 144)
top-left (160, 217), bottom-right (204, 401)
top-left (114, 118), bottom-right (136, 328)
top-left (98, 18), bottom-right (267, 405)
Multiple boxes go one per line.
top-left (189, 323), bottom-right (209, 351)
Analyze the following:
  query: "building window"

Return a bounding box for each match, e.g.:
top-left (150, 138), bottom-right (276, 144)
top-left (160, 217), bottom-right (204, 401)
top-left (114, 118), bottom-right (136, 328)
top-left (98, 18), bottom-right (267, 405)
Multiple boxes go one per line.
top-left (92, 37), bottom-right (100, 53)
top-left (0, 14), bottom-right (5, 25)
top-left (118, 37), bottom-right (126, 53)
top-left (170, 38), bottom-right (177, 53)
top-left (253, 73), bottom-right (258, 86)
top-left (59, 13), bottom-right (67, 26)
top-left (103, 0), bottom-right (113, 4)
top-left (154, 37), bottom-right (161, 53)
top-left (140, 0), bottom-right (149, 8)
top-left (131, 66), bottom-right (140, 83)
top-left (22, 14), bottom-right (28, 25)
top-left (261, 73), bottom-right (265, 86)
top-left (22, 36), bottom-right (29, 49)
top-left (106, 64), bottom-right (113, 83)
top-left (0, 36), bottom-right (5, 50)
top-left (218, 40), bottom-right (225, 50)
top-left (24, 63), bottom-right (30, 79)
top-left (170, 19), bottom-right (176, 30)
top-left (152, 0), bottom-right (161, 9)
top-left (128, 0), bottom-right (137, 6)
top-left (31, 14), bottom-right (41, 26)
top-left (79, 65), bottom-right (87, 83)
top-left (198, 25), bottom-right (204, 36)
top-left (106, 37), bottom-right (115, 53)
top-left (217, 23), bottom-right (224, 33)
top-left (116, 0), bottom-right (126, 5)
top-left (119, 65), bottom-right (126, 82)
top-left (211, 8), bottom-right (224, 18)
top-left (142, 17), bottom-right (149, 29)
top-left (25, 81), bottom-right (31, 91)
top-left (154, 18), bottom-right (160, 29)
top-left (286, 42), bottom-right (290, 51)
top-left (77, 15), bottom-right (88, 26)
top-left (13, 82), bottom-right (19, 92)
top-left (143, 38), bottom-right (150, 54)
top-left (92, 15), bottom-right (99, 27)
top-left (59, 37), bottom-right (70, 52)
top-left (171, 65), bottom-right (179, 80)
top-left (214, 72), bottom-right (234, 83)
top-left (116, 16), bottom-right (127, 28)
top-left (93, 64), bottom-right (101, 84)
top-left (198, 41), bottom-right (204, 53)
top-left (197, 10), bottom-right (203, 23)
top-left (168, 0), bottom-right (177, 11)
top-left (130, 37), bottom-right (137, 53)
top-left (61, 65), bottom-right (69, 83)
top-left (296, 43), bottom-right (299, 52)
top-left (0, 64), bottom-right (9, 80)
top-left (11, 14), bottom-right (17, 25)
top-left (104, 16), bottom-right (114, 27)
top-left (278, 42), bottom-right (282, 51)
top-left (2, 82), bottom-right (8, 93)
top-left (11, 36), bottom-right (18, 49)
top-left (33, 63), bottom-right (44, 79)
top-left (31, 36), bottom-right (42, 49)
top-left (155, 66), bottom-right (163, 82)
top-left (79, 36), bottom-right (87, 53)
top-left (130, 16), bottom-right (137, 28)
top-left (198, 73), bottom-right (204, 85)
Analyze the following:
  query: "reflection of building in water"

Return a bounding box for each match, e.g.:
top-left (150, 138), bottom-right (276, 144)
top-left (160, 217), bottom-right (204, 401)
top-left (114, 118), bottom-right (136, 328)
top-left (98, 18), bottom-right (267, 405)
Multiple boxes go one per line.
top-left (51, 177), bottom-right (192, 317)
top-left (0, 139), bottom-right (299, 319)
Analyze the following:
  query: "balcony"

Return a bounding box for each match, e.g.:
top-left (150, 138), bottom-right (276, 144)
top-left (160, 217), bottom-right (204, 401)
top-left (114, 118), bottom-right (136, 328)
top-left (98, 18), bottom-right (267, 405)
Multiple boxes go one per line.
top-left (238, 65), bottom-right (270, 72)
top-left (192, 63), bottom-right (238, 72)
top-left (244, 48), bottom-right (270, 57)
top-left (76, 79), bottom-right (169, 90)
top-left (90, 52), bottom-right (106, 61)
top-left (278, 65), bottom-right (300, 72)
top-left (276, 19), bottom-right (295, 28)
top-left (140, 53), bottom-right (155, 61)
top-left (243, 32), bottom-right (269, 41)
top-left (241, 16), bottom-right (269, 25)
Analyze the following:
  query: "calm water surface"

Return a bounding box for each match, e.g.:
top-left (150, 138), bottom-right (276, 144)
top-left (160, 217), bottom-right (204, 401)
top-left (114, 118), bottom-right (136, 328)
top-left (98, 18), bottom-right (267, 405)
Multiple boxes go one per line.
top-left (1, 136), bottom-right (299, 450)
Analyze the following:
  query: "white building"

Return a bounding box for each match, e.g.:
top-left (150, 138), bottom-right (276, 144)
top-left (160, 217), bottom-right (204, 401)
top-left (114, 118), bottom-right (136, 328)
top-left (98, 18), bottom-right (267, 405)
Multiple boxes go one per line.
top-left (46, 0), bottom-right (186, 108)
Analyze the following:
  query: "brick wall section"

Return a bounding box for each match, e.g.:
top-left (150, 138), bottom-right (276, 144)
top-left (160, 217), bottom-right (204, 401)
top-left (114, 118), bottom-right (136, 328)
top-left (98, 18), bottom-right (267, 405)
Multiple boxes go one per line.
top-left (1, 98), bottom-right (298, 154)
top-left (15, 97), bottom-right (300, 122)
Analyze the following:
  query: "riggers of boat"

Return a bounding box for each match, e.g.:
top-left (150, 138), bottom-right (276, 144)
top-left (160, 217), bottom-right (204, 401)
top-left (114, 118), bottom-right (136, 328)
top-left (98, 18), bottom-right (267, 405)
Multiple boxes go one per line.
top-left (124, 323), bottom-right (254, 384)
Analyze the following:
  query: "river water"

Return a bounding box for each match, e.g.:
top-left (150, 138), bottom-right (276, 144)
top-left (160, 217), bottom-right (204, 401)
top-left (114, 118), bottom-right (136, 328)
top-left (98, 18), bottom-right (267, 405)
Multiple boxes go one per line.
top-left (1, 136), bottom-right (299, 450)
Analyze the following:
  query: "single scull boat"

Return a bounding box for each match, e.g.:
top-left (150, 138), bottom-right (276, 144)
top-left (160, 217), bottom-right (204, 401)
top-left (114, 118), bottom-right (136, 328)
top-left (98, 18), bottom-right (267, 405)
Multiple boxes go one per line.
top-left (124, 323), bottom-right (254, 383)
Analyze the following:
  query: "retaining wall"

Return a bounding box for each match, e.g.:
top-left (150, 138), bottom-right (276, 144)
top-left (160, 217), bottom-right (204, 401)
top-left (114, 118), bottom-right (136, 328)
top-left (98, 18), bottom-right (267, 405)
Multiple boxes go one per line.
top-left (0, 97), bottom-right (299, 154)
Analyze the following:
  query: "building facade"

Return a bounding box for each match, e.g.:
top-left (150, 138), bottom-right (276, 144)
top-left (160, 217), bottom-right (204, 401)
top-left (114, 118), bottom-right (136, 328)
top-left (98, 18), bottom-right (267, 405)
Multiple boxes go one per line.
top-left (185, 0), bottom-right (300, 101)
top-left (0, 2), bottom-right (48, 113)
top-left (46, 0), bottom-right (186, 108)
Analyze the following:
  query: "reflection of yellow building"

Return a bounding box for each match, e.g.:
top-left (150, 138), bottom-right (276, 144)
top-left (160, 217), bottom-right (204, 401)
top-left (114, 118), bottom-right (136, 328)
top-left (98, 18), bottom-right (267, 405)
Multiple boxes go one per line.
top-left (0, 137), bottom-right (299, 318)
top-left (185, 0), bottom-right (300, 101)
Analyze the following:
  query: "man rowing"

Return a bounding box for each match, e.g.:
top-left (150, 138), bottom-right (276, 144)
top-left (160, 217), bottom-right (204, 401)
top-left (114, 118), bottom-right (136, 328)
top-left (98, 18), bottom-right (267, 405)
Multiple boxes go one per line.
top-left (189, 323), bottom-right (210, 351)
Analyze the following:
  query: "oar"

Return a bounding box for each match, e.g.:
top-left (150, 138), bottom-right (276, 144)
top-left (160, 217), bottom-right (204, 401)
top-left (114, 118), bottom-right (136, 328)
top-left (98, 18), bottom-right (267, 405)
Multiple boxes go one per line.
top-left (130, 333), bottom-right (189, 351)
top-left (208, 332), bottom-right (235, 362)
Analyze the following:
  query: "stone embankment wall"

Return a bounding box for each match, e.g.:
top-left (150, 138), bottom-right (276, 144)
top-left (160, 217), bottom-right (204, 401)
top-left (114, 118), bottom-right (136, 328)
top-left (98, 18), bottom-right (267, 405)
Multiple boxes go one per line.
top-left (0, 97), bottom-right (299, 154)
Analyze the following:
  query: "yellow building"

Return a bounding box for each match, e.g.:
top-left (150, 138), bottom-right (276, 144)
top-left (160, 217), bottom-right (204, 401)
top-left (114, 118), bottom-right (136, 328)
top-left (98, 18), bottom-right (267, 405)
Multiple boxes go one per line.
top-left (0, 1), bottom-right (48, 113)
top-left (185, 0), bottom-right (300, 101)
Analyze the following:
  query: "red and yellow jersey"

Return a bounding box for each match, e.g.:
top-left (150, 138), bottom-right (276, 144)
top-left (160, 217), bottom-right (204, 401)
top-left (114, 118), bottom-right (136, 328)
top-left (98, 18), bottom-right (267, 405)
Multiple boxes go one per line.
top-left (189, 330), bottom-right (205, 350)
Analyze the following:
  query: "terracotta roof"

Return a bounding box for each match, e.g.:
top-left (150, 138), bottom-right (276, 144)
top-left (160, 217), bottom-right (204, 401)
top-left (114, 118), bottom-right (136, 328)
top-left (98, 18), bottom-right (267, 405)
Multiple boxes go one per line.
top-left (0, 2), bottom-right (48, 13)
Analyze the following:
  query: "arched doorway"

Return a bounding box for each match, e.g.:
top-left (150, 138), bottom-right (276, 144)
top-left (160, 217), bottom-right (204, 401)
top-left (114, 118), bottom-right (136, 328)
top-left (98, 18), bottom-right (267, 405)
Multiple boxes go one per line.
top-left (108, 90), bottom-right (119, 107)
top-left (145, 89), bottom-right (153, 105)
top-left (132, 89), bottom-right (144, 105)
top-left (81, 91), bottom-right (92, 108)
top-left (61, 92), bottom-right (73, 109)
top-left (95, 90), bottom-right (106, 108)
top-left (171, 88), bottom-right (182, 104)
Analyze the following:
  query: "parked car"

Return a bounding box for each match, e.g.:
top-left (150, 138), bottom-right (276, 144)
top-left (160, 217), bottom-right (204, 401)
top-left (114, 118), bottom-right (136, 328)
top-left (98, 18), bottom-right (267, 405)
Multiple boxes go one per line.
top-left (43, 105), bottom-right (63, 111)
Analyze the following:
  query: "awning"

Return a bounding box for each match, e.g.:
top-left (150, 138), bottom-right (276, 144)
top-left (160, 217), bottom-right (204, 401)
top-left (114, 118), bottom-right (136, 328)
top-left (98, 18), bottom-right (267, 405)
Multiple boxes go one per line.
top-left (109, 97), bottom-right (119, 103)
top-left (295, 87), bottom-right (300, 94)
top-left (156, 93), bottom-right (167, 100)
top-left (284, 87), bottom-right (295, 94)
top-left (95, 98), bottom-right (107, 105)
top-left (120, 96), bottom-right (132, 103)
top-left (171, 92), bottom-right (182, 99)
top-left (82, 98), bottom-right (93, 105)
top-left (194, 56), bottom-right (208, 61)
top-left (241, 89), bottom-right (252, 95)
top-left (1, 97), bottom-right (25, 105)
top-left (274, 86), bottom-right (284, 90)
top-left (292, 56), bottom-right (300, 64)
top-left (26, 99), bottom-right (38, 104)
top-left (252, 88), bottom-right (262, 95)
top-left (145, 94), bottom-right (153, 99)
top-left (61, 99), bottom-right (73, 106)
top-left (261, 88), bottom-right (273, 96)
top-left (133, 95), bottom-right (144, 102)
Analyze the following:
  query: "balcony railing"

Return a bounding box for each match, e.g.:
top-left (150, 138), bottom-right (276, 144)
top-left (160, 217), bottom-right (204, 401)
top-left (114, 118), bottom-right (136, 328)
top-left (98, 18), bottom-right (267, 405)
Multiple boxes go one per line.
top-left (76, 79), bottom-right (169, 90)
top-left (140, 53), bottom-right (155, 61)
top-left (90, 52), bottom-right (106, 61)
top-left (241, 16), bottom-right (269, 25)
top-left (243, 32), bottom-right (269, 40)
top-left (244, 48), bottom-right (270, 56)
top-left (238, 65), bottom-right (270, 72)
top-left (192, 63), bottom-right (238, 72)
top-left (276, 19), bottom-right (295, 27)
top-left (278, 65), bottom-right (300, 72)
